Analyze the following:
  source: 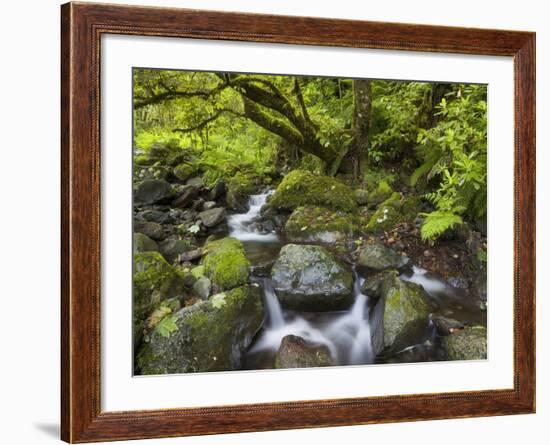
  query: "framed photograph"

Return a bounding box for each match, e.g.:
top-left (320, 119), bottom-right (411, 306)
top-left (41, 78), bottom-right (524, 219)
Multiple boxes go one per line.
top-left (61, 2), bottom-right (535, 442)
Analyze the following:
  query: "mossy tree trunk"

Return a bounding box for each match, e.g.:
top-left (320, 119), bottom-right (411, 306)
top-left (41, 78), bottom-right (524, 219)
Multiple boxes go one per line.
top-left (339, 79), bottom-right (371, 179)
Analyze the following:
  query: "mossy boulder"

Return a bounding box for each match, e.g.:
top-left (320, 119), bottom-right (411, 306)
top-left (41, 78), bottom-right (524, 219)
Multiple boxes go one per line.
top-left (134, 221), bottom-right (164, 241)
top-left (136, 284), bottom-right (264, 374)
top-left (202, 237), bottom-right (250, 290)
top-left (133, 233), bottom-right (158, 254)
top-left (173, 163), bottom-right (195, 182)
top-left (367, 180), bottom-right (393, 207)
top-left (363, 270), bottom-right (434, 354)
top-left (284, 205), bottom-right (363, 244)
top-left (442, 326), bottom-right (487, 360)
top-left (275, 335), bottom-right (334, 369)
top-left (134, 179), bottom-right (174, 205)
top-left (271, 244), bottom-right (353, 311)
top-left (354, 189), bottom-right (369, 205)
top-left (133, 252), bottom-right (186, 347)
top-left (365, 192), bottom-right (421, 233)
top-left (356, 242), bottom-right (409, 272)
top-left (269, 170), bottom-right (356, 212)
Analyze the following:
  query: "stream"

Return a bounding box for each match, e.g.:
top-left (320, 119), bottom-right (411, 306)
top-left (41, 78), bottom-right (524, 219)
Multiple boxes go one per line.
top-left (228, 191), bottom-right (483, 368)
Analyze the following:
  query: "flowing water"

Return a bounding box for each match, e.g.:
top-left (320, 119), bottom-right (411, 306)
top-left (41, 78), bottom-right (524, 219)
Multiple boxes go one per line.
top-left (228, 192), bottom-right (482, 369)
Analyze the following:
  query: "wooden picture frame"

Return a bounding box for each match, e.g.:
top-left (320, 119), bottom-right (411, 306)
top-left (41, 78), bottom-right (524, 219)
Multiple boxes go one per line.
top-left (61, 2), bottom-right (535, 442)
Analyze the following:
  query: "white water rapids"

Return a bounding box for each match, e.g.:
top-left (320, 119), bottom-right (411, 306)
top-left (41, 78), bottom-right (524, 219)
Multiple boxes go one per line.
top-left (228, 192), bottom-right (375, 366)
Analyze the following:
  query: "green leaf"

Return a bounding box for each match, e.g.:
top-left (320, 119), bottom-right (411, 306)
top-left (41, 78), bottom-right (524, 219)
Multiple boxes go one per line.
top-left (155, 314), bottom-right (179, 338)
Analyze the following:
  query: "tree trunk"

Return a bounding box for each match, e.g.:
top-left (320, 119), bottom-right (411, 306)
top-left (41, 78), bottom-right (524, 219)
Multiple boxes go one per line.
top-left (339, 79), bottom-right (371, 179)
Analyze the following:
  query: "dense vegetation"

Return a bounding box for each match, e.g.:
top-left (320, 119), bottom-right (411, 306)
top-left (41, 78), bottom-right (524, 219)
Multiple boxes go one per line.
top-left (132, 69), bottom-right (488, 374)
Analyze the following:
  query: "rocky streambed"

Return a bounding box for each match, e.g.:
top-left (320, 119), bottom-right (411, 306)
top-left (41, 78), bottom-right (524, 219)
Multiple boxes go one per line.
top-left (133, 170), bottom-right (487, 375)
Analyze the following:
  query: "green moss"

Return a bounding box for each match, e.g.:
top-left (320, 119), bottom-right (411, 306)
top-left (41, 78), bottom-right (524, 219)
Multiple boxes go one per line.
top-left (365, 192), bottom-right (420, 233)
top-left (269, 170), bottom-right (357, 212)
top-left (202, 237), bottom-right (250, 290)
top-left (137, 285), bottom-right (264, 374)
top-left (173, 163), bottom-right (195, 181)
top-left (284, 205), bottom-right (365, 243)
top-left (367, 180), bottom-right (393, 206)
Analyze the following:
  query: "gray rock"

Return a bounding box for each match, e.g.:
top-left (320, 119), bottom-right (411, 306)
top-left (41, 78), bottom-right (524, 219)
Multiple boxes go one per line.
top-left (192, 276), bottom-right (212, 300)
top-left (198, 207), bottom-right (226, 228)
top-left (271, 244), bottom-right (353, 311)
top-left (158, 238), bottom-right (193, 263)
top-left (134, 221), bottom-right (164, 241)
top-left (135, 209), bottom-right (171, 224)
top-left (275, 335), bottom-right (333, 369)
top-left (173, 163), bottom-right (195, 182)
top-left (186, 177), bottom-right (204, 188)
top-left (134, 179), bottom-right (173, 205)
top-left (172, 185), bottom-right (199, 209)
top-left (209, 180), bottom-right (226, 200)
top-left (178, 248), bottom-right (204, 263)
top-left (202, 201), bottom-right (217, 211)
top-left (136, 285), bottom-right (264, 374)
top-left (442, 326), bottom-right (487, 360)
top-left (357, 243), bottom-right (409, 271)
top-left (364, 270), bottom-right (434, 354)
top-left (431, 315), bottom-right (464, 336)
top-left (133, 233), bottom-right (158, 253)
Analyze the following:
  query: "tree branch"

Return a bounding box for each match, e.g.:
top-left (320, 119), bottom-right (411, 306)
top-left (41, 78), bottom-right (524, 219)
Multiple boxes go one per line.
top-left (134, 83), bottom-right (228, 109)
top-left (172, 108), bottom-right (243, 133)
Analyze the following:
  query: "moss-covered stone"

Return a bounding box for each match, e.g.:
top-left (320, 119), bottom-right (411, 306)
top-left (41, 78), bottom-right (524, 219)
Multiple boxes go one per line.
top-left (271, 244), bottom-right (353, 311)
top-left (364, 192), bottom-right (421, 233)
top-left (173, 163), bottom-right (195, 182)
top-left (354, 189), bottom-right (369, 205)
top-left (283, 205), bottom-right (364, 243)
top-left (133, 233), bottom-right (159, 254)
top-left (136, 285), bottom-right (264, 374)
top-left (364, 270), bottom-right (434, 354)
top-left (356, 242), bottom-right (409, 271)
top-left (442, 326), bottom-right (487, 360)
top-left (367, 180), bottom-right (393, 206)
top-left (158, 238), bottom-right (194, 263)
top-left (269, 170), bottom-right (357, 212)
top-left (133, 252), bottom-right (186, 348)
top-left (202, 237), bottom-right (250, 290)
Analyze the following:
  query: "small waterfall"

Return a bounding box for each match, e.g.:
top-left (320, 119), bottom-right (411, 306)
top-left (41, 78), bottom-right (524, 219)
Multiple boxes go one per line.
top-left (228, 192), bottom-right (278, 242)
top-left (261, 278), bottom-right (285, 329)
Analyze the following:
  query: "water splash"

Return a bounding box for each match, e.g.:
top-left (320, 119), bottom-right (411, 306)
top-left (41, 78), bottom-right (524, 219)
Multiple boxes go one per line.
top-left (228, 192), bottom-right (279, 242)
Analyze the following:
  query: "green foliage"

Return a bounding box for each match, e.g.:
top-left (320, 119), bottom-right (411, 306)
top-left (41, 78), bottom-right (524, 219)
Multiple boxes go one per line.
top-left (420, 211), bottom-right (464, 241)
top-left (155, 314), bottom-right (179, 338)
top-left (369, 81), bottom-right (432, 163)
top-left (414, 85), bottom-right (487, 240)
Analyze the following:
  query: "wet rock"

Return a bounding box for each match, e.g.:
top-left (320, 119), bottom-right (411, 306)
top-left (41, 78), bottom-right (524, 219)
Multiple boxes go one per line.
top-left (364, 270), bottom-right (434, 354)
top-left (226, 190), bottom-right (249, 212)
top-left (136, 285), bottom-right (264, 374)
top-left (178, 247), bottom-right (204, 263)
top-left (271, 244), bottom-right (353, 311)
top-left (192, 276), bottom-right (211, 300)
top-left (356, 242), bottom-right (409, 272)
top-left (202, 201), bottom-right (217, 211)
top-left (430, 315), bottom-right (464, 336)
top-left (367, 180), bottom-right (392, 207)
top-left (442, 326), bottom-right (487, 360)
top-left (134, 179), bottom-right (174, 205)
top-left (186, 177), bottom-right (204, 188)
top-left (269, 170), bottom-right (356, 212)
top-left (274, 335), bottom-right (333, 369)
top-left (283, 205), bottom-right (362, 244)
top-left (172, 185), bottom-right (199, 209)
top-left (158, 238), bottom-right (194, 263)
top-left (135, 209), bottom-right (172, 224)
top-left (209, 180), bottom-right (227, 201)
top-left (198, 207), bottom-right (226, 228)
top-left (134, 221), bottom-right (164, 241)
top-left (133, 233), bottom-right (158, 254)
top-left (202, 238), bottom-right (250, 290)
top-left (447, 276), bottom-right (469, 289)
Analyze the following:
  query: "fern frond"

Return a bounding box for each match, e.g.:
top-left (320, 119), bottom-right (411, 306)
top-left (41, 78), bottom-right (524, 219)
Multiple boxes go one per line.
top-left (420, 211), bottom-right (463, 241)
